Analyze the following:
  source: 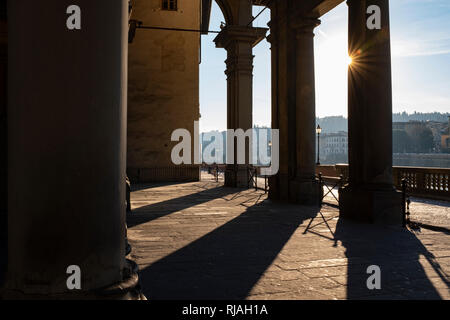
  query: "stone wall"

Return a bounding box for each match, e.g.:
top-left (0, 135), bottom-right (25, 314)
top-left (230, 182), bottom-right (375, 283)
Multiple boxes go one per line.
top-left (127, 0), bottom-right (201, 182)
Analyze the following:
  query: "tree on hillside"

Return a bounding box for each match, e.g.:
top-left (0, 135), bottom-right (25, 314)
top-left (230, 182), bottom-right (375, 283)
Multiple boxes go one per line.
top-left (393, 129), bottom-right (411, 153)
top-left (408, 126), bottom-right (434, 153)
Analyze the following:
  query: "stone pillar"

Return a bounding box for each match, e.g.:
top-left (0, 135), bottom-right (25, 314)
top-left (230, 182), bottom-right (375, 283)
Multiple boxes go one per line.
top-left (267, 0), bottom-right (297, 201)
top-left (339, 0), bottom-right (402, 224)
top-left (267, 17), bottom-right (280, 199)
top-left (5, 0), bottom-right (137, 298)
top-left (0, 0), bottom-right (7, 288)
top-left (214, 26), bottom-right (267, 188)
top-left (289, 17), bottom-right (321, 205)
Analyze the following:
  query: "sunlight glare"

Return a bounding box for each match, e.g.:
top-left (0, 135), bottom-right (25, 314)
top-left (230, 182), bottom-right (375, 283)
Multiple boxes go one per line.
top-left (347, 56), bottom-right (353, 66)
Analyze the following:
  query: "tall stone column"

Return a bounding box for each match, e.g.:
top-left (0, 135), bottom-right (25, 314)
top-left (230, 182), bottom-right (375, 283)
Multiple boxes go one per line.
top-left (5, 0), bottom-right (138, 298)
top-left (0, 0), bottom-right (7, 288)
top-left (289, 17), bottom-right (321, 205)
top-left (214, 26), bottom-right (267, 188)
top-left (339, 0), bottom-right (402, 224)
top-left (267, 17), bottom-right (280, 199)
top-left (267, 0), bottom-right (297, 201)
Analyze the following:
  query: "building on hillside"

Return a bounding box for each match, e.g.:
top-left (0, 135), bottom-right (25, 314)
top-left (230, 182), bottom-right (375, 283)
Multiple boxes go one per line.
top-left (201, 127), bottom-right (273, 166)
top-left (425, 120), bottom-right (448, 152)
top-left (318, 131), bottom-right (348, 164)
top-left (201, 131), bottom-right (227, 165)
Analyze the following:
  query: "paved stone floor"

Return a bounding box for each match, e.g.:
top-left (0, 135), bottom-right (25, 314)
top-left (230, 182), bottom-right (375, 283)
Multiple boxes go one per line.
top-left (127, 173), bottom-right (450, 300)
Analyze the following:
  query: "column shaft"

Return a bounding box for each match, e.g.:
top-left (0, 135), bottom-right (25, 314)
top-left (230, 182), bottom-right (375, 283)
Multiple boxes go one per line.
top-left (7, 0), bottom-right (128, 295)
top-left (289, 17), bottom-right (321, 205)
top-left (268, 0), bottom-right (296, 200)
top-left (214, 26), bottom-right (267, 188)
top-left (0, 0), bottom-right (7, 288)
top-left (267, 15), bottom-right (280, 199)
top-left (294, 19), bottom-right (319, 180)
top-left (340, 0), bottom-right (402, 224)
top-left (226, 41), bottom-right (253, 187)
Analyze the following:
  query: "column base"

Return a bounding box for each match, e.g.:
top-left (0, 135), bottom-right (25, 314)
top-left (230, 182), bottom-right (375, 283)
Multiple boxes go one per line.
top-left (268, 173), bottom-right (290, 201)
top-left (1, 259), bottom-right (146, 300)
top-left (268, 175), bottom-right (279, 200)
top-left (339, 185), bottom-right (403, 225)
top-left (224, 166), bottom-right (252, 188)
top-left (289, 178), bottom-right (322, 205)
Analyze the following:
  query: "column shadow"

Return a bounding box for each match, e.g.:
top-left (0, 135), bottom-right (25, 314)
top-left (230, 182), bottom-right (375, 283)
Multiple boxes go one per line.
top-left (137, 200), bottom-right (318, 299)
top-left (334, 218), bottom-right (448, 299)
top-left (127, 185), bottom-right (238, 228)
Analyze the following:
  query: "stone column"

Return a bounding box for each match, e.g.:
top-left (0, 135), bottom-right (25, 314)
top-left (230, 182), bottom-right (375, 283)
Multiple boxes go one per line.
top-left (214, 25), bottom-right (267, 188)
top-left (0, 0), bottom-right (7, 288)
top-left (267, 17), bottom-right (280, 199)
top-left (267, 0), bottom-right (296, 201)
top-left (339, 0), bottom-right (402, 224)
top-left (6, 0), bottom-right (138, 298)
top-left (289, 17), bottom-right (321, 205)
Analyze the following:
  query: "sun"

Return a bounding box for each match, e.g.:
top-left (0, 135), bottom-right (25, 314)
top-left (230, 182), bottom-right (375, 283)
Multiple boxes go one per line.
top-left (346, 56), bottom-right (353, 66)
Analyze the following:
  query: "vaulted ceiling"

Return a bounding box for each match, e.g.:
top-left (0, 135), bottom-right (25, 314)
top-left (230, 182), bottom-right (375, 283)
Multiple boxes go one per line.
top-left (201, 0), bottom-right (345, 33)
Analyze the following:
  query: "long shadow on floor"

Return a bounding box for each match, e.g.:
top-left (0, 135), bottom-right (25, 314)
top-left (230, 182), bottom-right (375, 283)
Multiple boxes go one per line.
top-left (132, 183), bottom-right (448, 300)
top-left (130, 181), bottom-right (195, 192)
top-left (137, 199), bottom-right (318, 299)
top-left (127, 185), bottom-right (238, 228)
top-left (334, 218), bottom-right (448, 299)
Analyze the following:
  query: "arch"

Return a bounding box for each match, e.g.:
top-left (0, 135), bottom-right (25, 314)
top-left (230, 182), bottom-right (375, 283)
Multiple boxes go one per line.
top-left (215, 0), bottom-right (233, 25)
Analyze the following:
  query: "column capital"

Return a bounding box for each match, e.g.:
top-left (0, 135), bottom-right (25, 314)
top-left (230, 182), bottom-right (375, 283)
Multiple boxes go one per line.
top-left (214, 25), bottom-right (268, 50)
top-left (290, 17), bottom-right (321, 36)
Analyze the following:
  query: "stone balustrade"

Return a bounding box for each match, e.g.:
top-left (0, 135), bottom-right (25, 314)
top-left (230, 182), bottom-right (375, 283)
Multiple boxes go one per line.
top-left (317, 164), bottom-right (450, 201)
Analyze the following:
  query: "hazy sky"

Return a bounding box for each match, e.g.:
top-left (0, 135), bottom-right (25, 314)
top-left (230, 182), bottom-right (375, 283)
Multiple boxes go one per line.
top-left (199, 0), bottom-right (450, 132)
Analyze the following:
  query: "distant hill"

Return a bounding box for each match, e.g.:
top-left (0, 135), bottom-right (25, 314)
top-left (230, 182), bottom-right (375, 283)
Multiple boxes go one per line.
top-left (392, 112), bottom-right (450, 123)
top-left (315, 112), bottom-right (450, 133)
top-left (316, 116), bottom-right (347, 133)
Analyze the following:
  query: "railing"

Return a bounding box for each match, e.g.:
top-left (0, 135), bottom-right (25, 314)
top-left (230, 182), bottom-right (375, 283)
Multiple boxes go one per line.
top-left (247, 166), bottom-right (257, 190)
top-left (401, 179), bottom-right (411, 228)
top-left (316, 164), bottom-right (450, 201)
top-left (202, 164), bottom-right (270, 191)
top-left (393, 167), bottom-right (449, 201)
top-left (202, 163), bottom-right (225, 182)
top-left (317, 173), bottom-right (344, 206)
top-left (248, 166), bottom-right (270, 193)
top-left (201, 164), bottom-right (270, 193)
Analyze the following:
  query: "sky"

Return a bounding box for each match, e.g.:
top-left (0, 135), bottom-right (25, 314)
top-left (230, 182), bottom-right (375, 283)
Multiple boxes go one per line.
top-left (199, 0), bottom-right (450, 132)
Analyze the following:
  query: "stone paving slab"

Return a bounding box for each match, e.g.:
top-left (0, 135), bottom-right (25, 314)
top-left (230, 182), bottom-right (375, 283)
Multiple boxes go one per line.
top-left (127, 174), bottom-right (450, 300)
